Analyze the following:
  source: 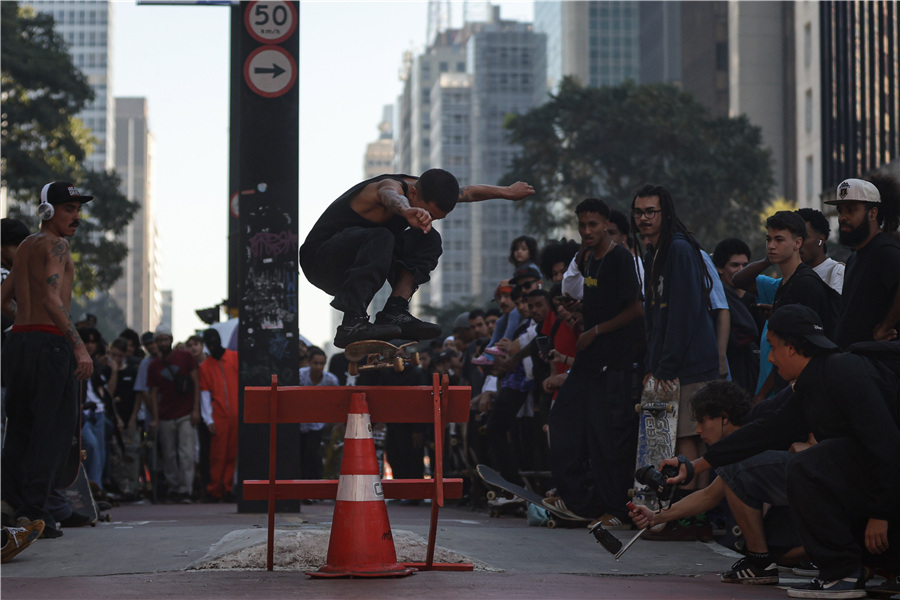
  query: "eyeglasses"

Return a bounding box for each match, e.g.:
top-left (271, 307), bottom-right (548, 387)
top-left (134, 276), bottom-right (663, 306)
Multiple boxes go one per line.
top-left (633, 208), bottom-right (662, 219)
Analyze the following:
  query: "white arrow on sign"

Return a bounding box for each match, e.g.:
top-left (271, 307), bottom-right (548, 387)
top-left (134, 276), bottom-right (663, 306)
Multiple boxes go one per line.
top-left (243, 45), bottom-right (296, 98)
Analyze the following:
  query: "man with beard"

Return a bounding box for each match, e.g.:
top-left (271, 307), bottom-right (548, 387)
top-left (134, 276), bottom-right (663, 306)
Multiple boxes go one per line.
top-left (825, 176), bottom-right (900, 347)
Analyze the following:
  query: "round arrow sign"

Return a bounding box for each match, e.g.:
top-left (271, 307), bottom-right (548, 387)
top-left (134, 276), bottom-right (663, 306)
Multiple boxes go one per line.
top-left (245, 1), bottom-right (297, 45)
top-left (244, 45), bottom-right (297, 98)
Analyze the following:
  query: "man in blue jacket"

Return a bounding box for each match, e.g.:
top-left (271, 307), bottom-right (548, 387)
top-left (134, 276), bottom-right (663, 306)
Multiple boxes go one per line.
top-left (632, 184), bottom-right (719, 480)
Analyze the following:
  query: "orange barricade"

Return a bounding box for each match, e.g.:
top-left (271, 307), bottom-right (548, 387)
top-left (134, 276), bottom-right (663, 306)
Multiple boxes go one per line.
top-left (242, 372), bottom-right (473, 572)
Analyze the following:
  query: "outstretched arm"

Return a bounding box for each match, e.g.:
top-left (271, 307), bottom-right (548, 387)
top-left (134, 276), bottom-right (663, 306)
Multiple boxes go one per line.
top-left (458, 181), bottom-right (535, 204)
top-left (732, 257), bottom-right (770, 294)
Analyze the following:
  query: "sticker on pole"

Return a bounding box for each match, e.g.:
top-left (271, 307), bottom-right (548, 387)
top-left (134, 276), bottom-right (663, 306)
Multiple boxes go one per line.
top-left (245, 1), bottom-right (297, 45)
top-left (244, 45), bottom-right (297, 98)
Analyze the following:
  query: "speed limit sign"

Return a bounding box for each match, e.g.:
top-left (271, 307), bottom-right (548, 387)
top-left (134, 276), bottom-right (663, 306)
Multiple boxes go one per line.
top-left (245, 1), bottom-right (298, 45)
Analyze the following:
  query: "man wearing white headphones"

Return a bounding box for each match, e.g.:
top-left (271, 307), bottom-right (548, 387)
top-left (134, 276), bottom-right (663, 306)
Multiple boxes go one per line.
top-left (1, 181), bottom-right (94, 538)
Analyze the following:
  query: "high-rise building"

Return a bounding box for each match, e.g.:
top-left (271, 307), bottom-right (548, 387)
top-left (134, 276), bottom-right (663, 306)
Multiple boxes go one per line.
top-left (397, 7), bottom-right (546, 308)
top-left (27, 0), bottom-right (115, 173)
top-left (820, 1), bottom-right (899, 189)
top-left (113, 98), bottom-right (162, 333)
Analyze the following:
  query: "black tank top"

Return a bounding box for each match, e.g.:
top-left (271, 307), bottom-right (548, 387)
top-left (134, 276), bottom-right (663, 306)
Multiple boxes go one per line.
top-left (301, 174), bottom-right (415, 251)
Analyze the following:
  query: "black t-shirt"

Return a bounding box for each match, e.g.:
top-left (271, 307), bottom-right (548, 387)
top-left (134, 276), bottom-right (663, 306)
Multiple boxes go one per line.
top-left (572, 244), bottom-right (643, 372)
top-left (834, 233), bottom-right (900, 348)
top-left (773, 262), bottom-right (838, 336)
top-left (107, 357), bottom-right (140, 422)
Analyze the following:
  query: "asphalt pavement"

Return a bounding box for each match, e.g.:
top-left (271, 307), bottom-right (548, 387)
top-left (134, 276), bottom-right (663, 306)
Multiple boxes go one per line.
top-left (1, 498), bottom-right (803, 599)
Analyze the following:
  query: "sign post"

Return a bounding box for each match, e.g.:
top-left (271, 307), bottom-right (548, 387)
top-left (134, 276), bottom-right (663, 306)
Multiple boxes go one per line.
top-left (235, 0), bottom-right (301, 513)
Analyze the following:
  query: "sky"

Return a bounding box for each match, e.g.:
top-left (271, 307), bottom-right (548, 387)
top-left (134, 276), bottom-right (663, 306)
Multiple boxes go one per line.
top-left (112, 0), bottom-right (534, 348)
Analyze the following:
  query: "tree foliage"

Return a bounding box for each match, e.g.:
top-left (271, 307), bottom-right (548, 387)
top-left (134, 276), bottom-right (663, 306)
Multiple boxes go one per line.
top-left (502, 78), bottom-right (776, 249)
top-left (1, 2), bottom-right (139, 297)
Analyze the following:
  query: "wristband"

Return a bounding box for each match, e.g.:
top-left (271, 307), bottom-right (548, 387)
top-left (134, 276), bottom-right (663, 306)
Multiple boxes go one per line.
top-left (677, 455), bottom-right (695, 486)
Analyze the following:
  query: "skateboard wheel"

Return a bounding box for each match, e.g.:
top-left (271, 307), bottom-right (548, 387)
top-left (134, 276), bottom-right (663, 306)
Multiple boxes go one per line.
top-left (410, 351), bottom-right (420, 367)
top-left (348, 362), bottom-right (359, 377)
top-left (486, 490), bottom-right (497, 501)
top-left (627, 488), bottom-right (636, 498)
top-left (393, 357), bottom-right (404, 372)
top-left (634, 403), bottom-right (642, 414)
top-left (547, 519), bottom-right (557, 529)
top-left (732, 525), bottom-right (742, 537)
top-left (735, 540), bottom-right (745, 551)
top-left (666, 403), bottom-right (676, 414)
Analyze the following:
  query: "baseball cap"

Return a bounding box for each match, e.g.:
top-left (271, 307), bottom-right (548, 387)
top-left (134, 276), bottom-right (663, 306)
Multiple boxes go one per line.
top-left (40, 181), bottom-right (93, 205)
top-left (767, 304), bottom-right (838, 350)
top-left (140, 331), bottom-right (155, 345)
top-left (510, 265), bottom-right (542, 286)
top-left (825, 178), bottom-right (881, 205)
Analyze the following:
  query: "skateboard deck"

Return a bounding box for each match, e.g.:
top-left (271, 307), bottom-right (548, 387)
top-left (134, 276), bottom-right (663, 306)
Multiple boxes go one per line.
top-left (344, 339), bottom-right (420, 377)
top-left (631, 376), bottom-right (679, 514)
top-left (59, 463), bottom-right (100, 526)
top-left (56, 381), bottom-right (86, 489)
top-left (476, 464), bottom-right (588, 529)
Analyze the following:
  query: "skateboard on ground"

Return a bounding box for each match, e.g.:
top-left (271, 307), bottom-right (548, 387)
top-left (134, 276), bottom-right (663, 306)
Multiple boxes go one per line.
top-left (476, 464), bottom-right (589, 529)
top-left (59, 462), bottom-right (105, 526)
top-left (630, 376), bottom-right (679, 515)
top-left (343, 339), bottom-right (420, 377)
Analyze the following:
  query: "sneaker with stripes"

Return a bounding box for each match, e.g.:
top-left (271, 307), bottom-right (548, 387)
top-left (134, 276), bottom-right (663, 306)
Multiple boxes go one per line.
top-left (721, 556), bottom-right (779, 585)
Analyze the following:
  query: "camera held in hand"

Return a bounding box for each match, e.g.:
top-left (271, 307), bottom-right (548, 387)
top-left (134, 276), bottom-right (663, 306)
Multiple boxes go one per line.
top-left (634, 463), bottom-right (680, 502)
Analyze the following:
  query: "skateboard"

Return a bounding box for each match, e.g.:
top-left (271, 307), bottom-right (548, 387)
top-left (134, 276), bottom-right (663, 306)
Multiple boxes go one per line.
top-left (476, 464), bottom-right (589, 529)
top-left (630, 376), bottom-right (679, 515)
top-left (343, 340), bottom-right (420, 377)
top-left (59, 462), bottom-right (107, 526)
top-left (56, 381), bottom-right (86, 489)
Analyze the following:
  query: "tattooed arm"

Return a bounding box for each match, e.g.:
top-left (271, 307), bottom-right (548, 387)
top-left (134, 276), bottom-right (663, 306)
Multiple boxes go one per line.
top-left (376, 179), bottom-right (433, 233)
top-left (44, 238), bottom-right (93, 380)
top-left (457, 181), bottom-right (535, 204)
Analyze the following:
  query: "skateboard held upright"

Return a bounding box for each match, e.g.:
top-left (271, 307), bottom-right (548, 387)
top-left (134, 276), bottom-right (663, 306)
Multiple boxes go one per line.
top-left (631, 376), bottom-right (679, 515)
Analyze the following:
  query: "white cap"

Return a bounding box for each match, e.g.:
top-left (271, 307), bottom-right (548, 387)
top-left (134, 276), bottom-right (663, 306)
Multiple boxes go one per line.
top-left (825, 178), bottom-right (881, 205)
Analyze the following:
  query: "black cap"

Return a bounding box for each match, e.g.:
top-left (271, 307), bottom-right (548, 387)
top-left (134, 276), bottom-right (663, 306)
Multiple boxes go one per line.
top-left (509, 265), bottom-right (542, 286)
top-left (40, 181), bottom-right (93, 205)
top-left (140, 331), bottom-right (155, 345)
top-left (768, 304), bottom-right (838, 350)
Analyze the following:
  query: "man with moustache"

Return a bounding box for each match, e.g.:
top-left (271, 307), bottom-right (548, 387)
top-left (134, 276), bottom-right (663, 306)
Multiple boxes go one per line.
top-left (1, 182), bottom-right (94, 536)
top-left (826, 176), bottom-right (900, 346)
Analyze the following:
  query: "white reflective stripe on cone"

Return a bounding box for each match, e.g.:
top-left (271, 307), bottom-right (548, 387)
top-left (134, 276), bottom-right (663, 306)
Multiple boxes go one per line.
top-left (344, 413), bottom-right (373, 440)
top-left (336, 474), bottom-right (384, 502)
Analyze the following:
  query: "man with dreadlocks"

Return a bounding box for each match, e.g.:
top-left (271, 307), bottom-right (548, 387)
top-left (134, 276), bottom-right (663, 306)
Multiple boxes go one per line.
top-left (632, 184), bottom-right (719, 483)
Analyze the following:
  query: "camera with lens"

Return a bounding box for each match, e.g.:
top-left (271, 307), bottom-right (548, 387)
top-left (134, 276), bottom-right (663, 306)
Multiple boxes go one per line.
top-left (634, 463), bottom-right (679, 502)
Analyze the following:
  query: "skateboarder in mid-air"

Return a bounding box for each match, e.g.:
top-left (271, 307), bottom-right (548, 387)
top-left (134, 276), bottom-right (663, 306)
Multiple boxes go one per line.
top-left (300, 169), bottom-right (535, 348)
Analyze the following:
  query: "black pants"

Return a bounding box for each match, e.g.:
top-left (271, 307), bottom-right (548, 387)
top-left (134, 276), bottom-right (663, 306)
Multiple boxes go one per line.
top-left (299, 429), bottom-right (324, 480)
top-left (300, 226), bottom-right (442, 317)
top-left (484, 387), bottom-right (531, 485)
top-left (787, 438), bottom-right (900, 580)
top-left (1, 331), bottom-right (78, 523)
top-left (547, 367), bottom-right (638, 519)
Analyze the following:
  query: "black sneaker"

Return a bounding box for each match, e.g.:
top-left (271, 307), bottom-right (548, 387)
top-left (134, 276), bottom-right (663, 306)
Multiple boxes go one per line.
top-left (792, 561), bottom-right (820, 577)
top-left (787, 575), bottom-right (866, 598)
top-left (334, 315), bottom-right (402, 349)
top-left (721, 556), bottom-right (779, 585)
top-left (374, 300), bottom-right (441, 340)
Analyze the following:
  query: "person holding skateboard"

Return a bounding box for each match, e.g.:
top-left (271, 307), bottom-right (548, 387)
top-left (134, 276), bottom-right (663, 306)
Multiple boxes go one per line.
top-left (299, 169), bottom-right (535, 348)
top-left (1, 181), bottom-right (94, 537)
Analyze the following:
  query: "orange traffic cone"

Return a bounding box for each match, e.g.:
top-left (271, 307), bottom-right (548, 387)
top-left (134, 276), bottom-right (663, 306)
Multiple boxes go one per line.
top-left (308, 392), bottom-right (415, 578)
